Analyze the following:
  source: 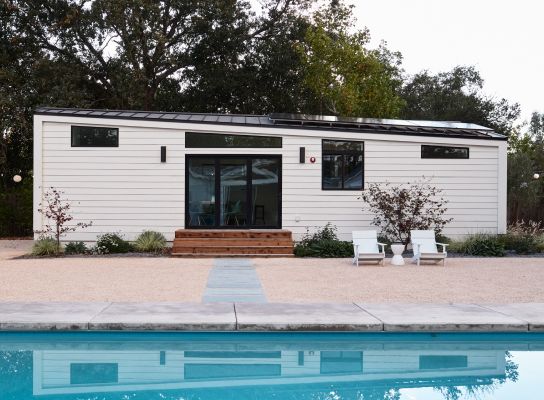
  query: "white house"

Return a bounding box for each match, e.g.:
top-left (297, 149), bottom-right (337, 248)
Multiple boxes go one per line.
top-left (32, 347), bottom-right (506, 395)
top-left (33, 107), bottom-right (507, 251)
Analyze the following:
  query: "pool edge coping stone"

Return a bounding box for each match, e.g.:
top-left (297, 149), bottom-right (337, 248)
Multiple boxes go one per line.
top-left (235, 302), bottom-right (383, 332)
top-left (355, 303), bottom-right (530, 332)
top-left (0, 301), bottom-right (541, 332)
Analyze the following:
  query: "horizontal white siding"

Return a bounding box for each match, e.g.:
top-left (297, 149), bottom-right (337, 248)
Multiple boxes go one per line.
top-left (36, 118), bottom-right (503, 242)
top-left (33, 349), bottom-right (504, 395)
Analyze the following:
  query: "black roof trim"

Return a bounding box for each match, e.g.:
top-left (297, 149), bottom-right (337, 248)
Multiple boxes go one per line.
top-left (34, 107), bottom-right (506, 141)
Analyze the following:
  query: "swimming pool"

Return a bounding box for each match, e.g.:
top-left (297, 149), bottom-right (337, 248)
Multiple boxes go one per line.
top-left (1, 332), bottom-right (543, 399)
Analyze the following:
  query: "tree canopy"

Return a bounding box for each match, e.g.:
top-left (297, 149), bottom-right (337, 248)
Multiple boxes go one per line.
top-left (400, 66), bottom-right (520, 135)
top-left (0, 0), bottom-right (536, 234)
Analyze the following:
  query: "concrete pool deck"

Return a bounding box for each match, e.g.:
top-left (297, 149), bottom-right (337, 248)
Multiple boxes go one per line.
top-left (0, 301), bottom-right (542, 332)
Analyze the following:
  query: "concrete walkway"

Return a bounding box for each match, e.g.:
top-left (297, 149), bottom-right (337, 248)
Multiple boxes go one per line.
top-left (0, 301), bottom-right (542, 332)
top-left (202, 259), bottom-right (266, 303)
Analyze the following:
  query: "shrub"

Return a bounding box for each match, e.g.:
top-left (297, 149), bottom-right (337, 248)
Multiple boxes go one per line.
top-left (499, 220), bottom-right (543, 254)
top-left (94, 233), bottom-right (133, 254)
top-left (360, 178), bottom-right (453, 246)
top-left (64, 241), bottom-right (88, 255)
top-left (31, 238), bottom-right (59, 256)
top-left (453, 234), bottom-right (505, 257)
top-left (134, 231), bottom-right (167, 253)
top-left (294, 223), bottom-right (353, 258)
top-left (35, 187), bottom-right (92, 254)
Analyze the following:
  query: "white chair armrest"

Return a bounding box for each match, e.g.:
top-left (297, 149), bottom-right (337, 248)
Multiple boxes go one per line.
top-left (412, 242), bottom-right (421, 256)
top-left (377, 243), bottom-right (386, 253)
top-left (436, 243), bottom-right (449, 253)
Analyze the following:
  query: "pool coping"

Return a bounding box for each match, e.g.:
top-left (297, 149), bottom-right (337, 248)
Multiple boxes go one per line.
top-left (0, 302), bottom-right (542, 332)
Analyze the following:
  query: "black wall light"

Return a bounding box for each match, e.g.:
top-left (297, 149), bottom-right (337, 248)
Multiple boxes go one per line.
top-left (161, 146), bottom-right (166, 163)
top-left (299, 147), bottom-right (305, 163)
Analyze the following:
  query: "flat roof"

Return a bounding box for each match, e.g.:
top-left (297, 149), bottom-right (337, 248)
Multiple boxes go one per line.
top-left (34, 107), bottom-right (506, 140)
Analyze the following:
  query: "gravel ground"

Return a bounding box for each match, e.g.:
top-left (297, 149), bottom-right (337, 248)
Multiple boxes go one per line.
top-left (253, 257), bottom-right (544, 304)
top-left (0, 241), bottom-right (211, 302)
top-left (2, 241), bottom-right (544, 303)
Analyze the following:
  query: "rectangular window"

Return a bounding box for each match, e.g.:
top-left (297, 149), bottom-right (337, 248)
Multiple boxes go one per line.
top-left (186, 132), bottom-right (282, 148)
top-left (421, 145), bottom-right (469, 159)
top-left (70, 363), bottom-right (118, 385)
top-left (184, 364), bottom-right (281, 379)
top-left (419, 355), bottom-right (468, 370)
top-left (322, 140), bottom-right (364, 190)
top-left (71, 126), bottom-right (119, 147)
top-left (320, 351), bottom-right (363, 375)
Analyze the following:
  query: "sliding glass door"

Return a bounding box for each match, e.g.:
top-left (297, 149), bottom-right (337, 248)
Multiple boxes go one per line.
top-left (186, 155), bottom-right (281, 228)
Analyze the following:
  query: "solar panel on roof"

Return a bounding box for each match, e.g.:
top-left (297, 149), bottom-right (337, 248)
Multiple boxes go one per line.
top-left (188, 114), bottom-right (205, 122)
top-left (203, 115), bottom-right (219, 122)
top-left (33, 107), bottom-right (504, 140)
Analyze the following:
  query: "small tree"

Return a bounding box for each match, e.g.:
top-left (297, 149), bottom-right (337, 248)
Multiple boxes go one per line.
top-left (35, 187), bottom-right (92, 254)
top-left (360, 179), bottom-right (452, 247)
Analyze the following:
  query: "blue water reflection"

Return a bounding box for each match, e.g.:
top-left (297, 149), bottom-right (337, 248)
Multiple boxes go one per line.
top-left (0, 332), bottom-right (542, 399)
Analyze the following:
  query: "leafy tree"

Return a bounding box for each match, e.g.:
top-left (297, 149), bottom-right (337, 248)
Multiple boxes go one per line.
top-left (401, 66), bottom-right (520, 135)
top-left (507, 112), bottom-right (544, 222)
top-left (360, 179), bottom-right (452, 246)
top-left (35, 187), bottom-right (92, 254)
top-left (298, 2), bottom-right (404, 117)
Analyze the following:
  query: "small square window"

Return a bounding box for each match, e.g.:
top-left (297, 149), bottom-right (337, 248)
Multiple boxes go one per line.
top-left (322, 140), bottom-right (364, 190)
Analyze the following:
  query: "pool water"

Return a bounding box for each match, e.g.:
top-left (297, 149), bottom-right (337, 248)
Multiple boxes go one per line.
top-left (1, 332), bottom-right (543, 399)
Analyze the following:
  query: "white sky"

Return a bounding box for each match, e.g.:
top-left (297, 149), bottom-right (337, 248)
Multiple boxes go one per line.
top-left (354, 0), bottom-right (544, 122)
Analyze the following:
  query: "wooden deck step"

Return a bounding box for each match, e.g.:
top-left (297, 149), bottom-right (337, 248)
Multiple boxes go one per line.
top-left (172, 229), bottom-right (294, 257)
top-left (175, 229), bottom-right (292, 239)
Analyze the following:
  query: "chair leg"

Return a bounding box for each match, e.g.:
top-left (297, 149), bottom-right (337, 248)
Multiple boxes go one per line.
top-left (417, 258), bottom-right (420, 266)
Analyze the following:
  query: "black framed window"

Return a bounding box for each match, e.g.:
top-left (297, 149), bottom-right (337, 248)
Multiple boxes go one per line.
top-left (421, 145), bottom-right (469, 159)
top-left (322, 140), bottom-right (364, 190)
top-left (186, 132), bottom-right (282, 148)
top-left (419, 355), bottom-right (468, 370)
top-left (70, 363), bottom-right (118, 384)
top-left (71, 126), bottom-right (119, 147)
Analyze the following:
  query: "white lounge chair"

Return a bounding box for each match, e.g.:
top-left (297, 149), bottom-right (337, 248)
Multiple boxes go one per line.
top-left (411, 230), bottom-right (448, 266)
top-left (352, 231), bottom-right (386, 267)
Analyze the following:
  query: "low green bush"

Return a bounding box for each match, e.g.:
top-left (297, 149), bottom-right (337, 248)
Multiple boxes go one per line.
top-left (31, 238), bottom-right (59, 256)
top-left (452, 234), bottom-right (505, 257)
top-left (499, 220), bottom-right (544, 254)
top-left (134, 231), bottom-right (167, 253)
top-left (94, 233), bottom-right (133, 254)
top-left (64, 241), bottom-right (88, 255)
top-left (435, 234), bottom-right (452, 244)
top-left (295, 223), bottom-right (353, 258)
top-left (499, 233), bottom-right (539, 254)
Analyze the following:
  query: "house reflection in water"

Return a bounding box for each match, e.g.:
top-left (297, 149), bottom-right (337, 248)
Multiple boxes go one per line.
top-left (32, 345), bottom-right (508, 397)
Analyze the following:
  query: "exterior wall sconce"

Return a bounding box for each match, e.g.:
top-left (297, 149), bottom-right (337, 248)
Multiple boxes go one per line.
top-left (299, 147), bottom-right (305, 163)
top-left (161, 146), bottom-right (167, 163)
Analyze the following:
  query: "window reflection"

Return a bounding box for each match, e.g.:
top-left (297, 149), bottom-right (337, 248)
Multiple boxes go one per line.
top-left (0, 335), bottom-right (524, 399)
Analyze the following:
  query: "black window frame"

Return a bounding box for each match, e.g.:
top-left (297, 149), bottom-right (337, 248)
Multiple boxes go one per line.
top-left (185, 132), bottom-right (282, 148)
top-left (70, 363), bottom-right (119, 385)
top-left (71, 125), bottom-right (119, 147)
top-left (322, 139), bottom-right (365, 191)
top-left (185, 154), bottom-right (282, 229)
top-left (421, 145), bottom-right (469, 159)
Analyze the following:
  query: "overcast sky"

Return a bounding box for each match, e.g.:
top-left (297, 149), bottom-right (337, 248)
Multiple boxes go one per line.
top-left (354, 0), bottom-right (543, 122)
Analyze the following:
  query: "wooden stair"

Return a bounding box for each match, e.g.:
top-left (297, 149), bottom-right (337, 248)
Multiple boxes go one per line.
top-left (172, 229), bottom-right (294, 257)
